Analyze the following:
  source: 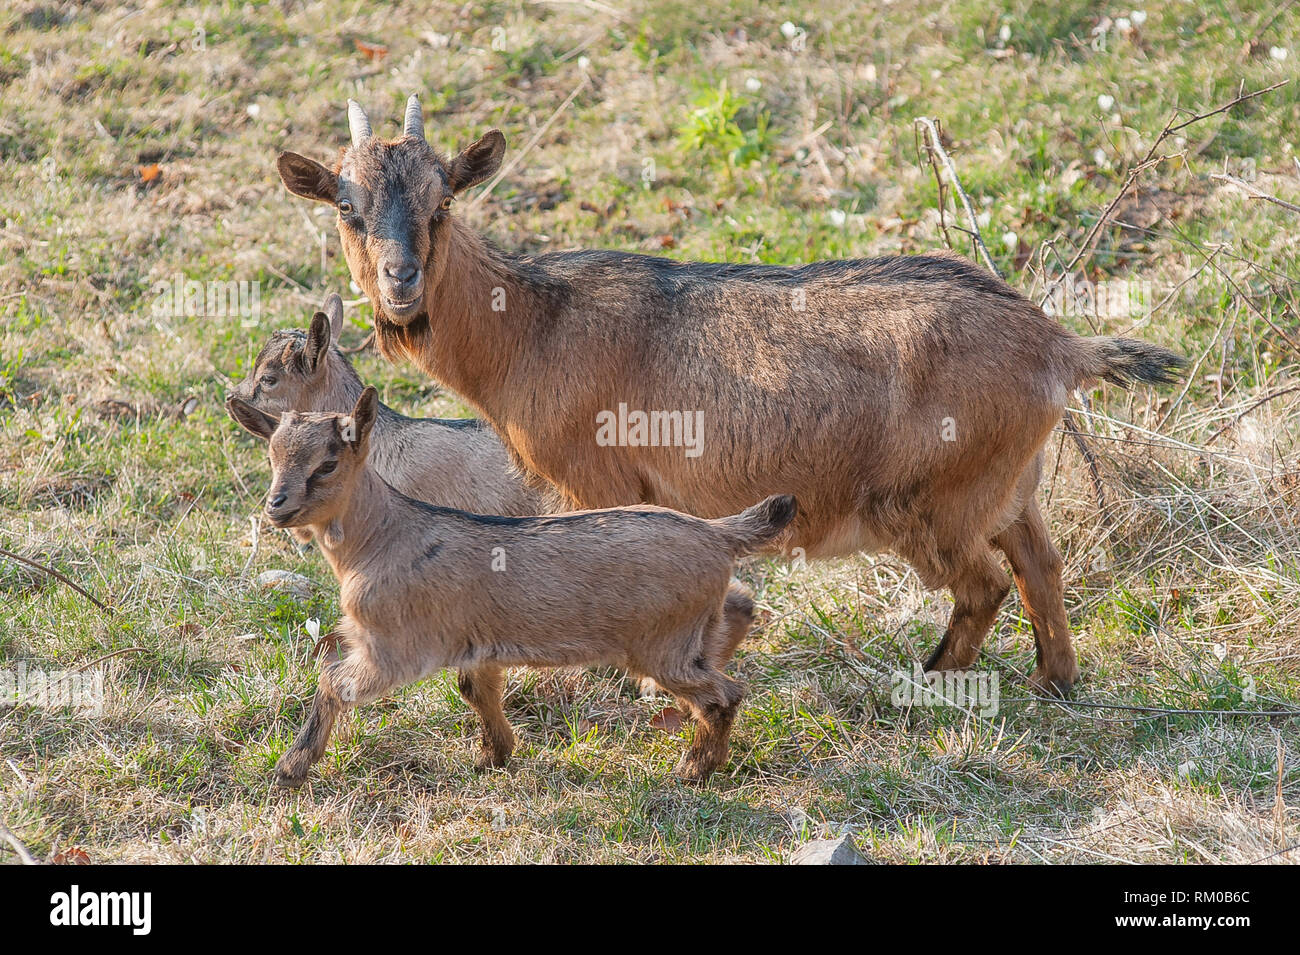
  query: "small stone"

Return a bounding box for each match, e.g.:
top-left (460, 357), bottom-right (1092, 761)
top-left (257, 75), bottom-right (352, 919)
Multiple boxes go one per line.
top-left (789, 834), bottom-right (870, 865)
top-left (254, 570), bottom-right (313, 601)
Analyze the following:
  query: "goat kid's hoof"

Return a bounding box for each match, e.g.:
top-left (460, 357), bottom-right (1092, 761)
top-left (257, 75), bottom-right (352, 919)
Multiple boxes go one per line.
top-left (273, 754), bottom-right (312, 789)
top-left (273, 768), bottom-right (307, 790)
top-left (1028, 667), bottom-right (1076, 698)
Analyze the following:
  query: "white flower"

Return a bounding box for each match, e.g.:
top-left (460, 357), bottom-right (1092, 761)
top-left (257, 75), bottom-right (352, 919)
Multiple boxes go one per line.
top-left (828, 209), bottom-right (847, 227)
top-left (246, 103), bottom-right (261, 119)
top-left (745, 76), bottom-right (762, 92)
top-left (305, 618), bottom-right (321, 640)
top-left (780, 21), bottom-right (798, 39)
top-left (1270, 46), bottom-right (1289, 61)
top-left (1097, 94), bottom-right (1115, 111)
top-left (977, 211), bottom-right (991, 228)
top-left (1001, 230), bottom-right (1019, 249)
top-left (1115, 16), bottom-right (1131, 32)
top-left (1130, 10), bottom-right (1147, 26)
top-left (998, 24), bottom-right (1012, 43)
top-left (1093, 148), bottom-right (1108, 165)
top-left (577, 55), bottom-right (591, 70)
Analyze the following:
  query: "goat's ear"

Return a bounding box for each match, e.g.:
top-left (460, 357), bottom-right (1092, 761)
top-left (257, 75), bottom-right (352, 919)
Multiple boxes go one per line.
top-left (304, 312), bottom-right (331, 373)
top-left (277, 151), bottom-right (338, 204)
top-left (323, 292), bottom-right (345, 342)
top-left (225, 396), bottom-right (279, 441)
top-left (447, 130), bottom-right (505, 194)
top-left (344, 386), bottom-right (379, 449)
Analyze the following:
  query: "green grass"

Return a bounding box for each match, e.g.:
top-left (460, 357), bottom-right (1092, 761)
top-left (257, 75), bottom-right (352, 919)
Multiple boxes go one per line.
top-left (1, 0), bottom-right (1298, 863)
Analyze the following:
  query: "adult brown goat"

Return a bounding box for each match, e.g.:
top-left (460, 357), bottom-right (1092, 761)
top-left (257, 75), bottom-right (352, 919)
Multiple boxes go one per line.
top-left (277, 95), bottom-right (1186, 696)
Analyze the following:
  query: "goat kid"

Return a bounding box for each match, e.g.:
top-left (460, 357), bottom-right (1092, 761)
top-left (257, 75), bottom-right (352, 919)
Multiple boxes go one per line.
top-left (229, 387), bottom-right (796, 786)
top-left (224, 291), bottom-right (547, 517)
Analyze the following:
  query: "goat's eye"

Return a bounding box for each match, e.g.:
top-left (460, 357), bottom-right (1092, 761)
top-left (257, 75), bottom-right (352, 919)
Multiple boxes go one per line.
top-left (440, 196), bottom-right (453, 211)
top-left (338, 199), bottom-right (353, 216)
top-left (315, 460), bottom-right (337, 477)
top-left (260, 375), bottom-right (278, 388)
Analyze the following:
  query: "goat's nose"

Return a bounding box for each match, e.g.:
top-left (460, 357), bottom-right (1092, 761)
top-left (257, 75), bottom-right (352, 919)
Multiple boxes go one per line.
top-left (384, 262), bottom-right (420, 285)
top-left (268, 492), bottom-right (288, 510)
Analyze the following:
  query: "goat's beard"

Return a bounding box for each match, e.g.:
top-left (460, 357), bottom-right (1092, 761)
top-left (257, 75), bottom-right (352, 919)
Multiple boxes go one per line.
top-left (374, 310), bottom-right (430, 363)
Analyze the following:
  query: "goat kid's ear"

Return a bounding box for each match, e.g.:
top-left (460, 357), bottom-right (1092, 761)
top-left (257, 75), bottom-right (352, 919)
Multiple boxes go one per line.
top-left (277, 151), bottom-right (339, 204)
top-left (341, 386), bottom-right (379, 449)
top-left (447, 130), bottom-right (505, 194)
top-left (304, 312), bottom-right (332, 373)
top-left (226, 396), bottom-right (279, 442)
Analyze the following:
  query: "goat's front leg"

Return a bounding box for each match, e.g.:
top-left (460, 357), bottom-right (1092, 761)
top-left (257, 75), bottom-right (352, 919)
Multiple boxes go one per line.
top-left (457, 664), bottom-right (515, 770)
top-left (274, 652), bottom-right (390, 789)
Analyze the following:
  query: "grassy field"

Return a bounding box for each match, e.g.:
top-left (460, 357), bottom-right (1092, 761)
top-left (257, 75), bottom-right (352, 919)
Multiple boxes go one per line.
top-left (2, 0), bottom-right (1299, 864)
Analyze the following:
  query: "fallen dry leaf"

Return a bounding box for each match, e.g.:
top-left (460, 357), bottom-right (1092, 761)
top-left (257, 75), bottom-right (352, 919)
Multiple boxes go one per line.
top-left (649, 706), bottom-right (684, 733)
top-left (355, 39), bottom-right (388, 61)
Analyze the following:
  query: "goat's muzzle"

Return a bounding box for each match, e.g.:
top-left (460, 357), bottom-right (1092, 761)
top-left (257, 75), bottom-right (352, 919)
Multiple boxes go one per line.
top-left (265, 491), bottom-right (300, 526)
top-left (378, 261), bottom-right (425, 324)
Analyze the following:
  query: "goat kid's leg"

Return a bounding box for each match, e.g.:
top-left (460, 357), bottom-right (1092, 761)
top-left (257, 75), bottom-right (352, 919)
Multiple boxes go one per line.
top-left (658, 665), bottom-right (746, 784)
top-left (994, 499), bottom-right (1077, 696)
top-left (923, 550), bottom-right (1011, 674)
top-left (274, 654), bottom-right (391, 789)
top-left (457, 665), bottom-right (515, 770)
top-left (631, 588), bottom-right (755, 702)
top-left (714, 584), bottom-right (757, 666)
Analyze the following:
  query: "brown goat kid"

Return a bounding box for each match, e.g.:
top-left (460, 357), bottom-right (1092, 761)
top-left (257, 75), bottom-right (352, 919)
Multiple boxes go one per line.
top-left (224, 292), bottom-right (545, 517)
top-left (277, 97), bottom-right (1187, 696)
top-left (228, 387), bottom-right (796, 786)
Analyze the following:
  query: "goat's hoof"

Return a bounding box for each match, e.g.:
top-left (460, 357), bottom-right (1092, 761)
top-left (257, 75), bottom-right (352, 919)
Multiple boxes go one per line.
top-left (273, 753), bottom-right (311, 789)
top-left (1028, 666), bottom-right (1076, 698)
top-left (474, 747), bottom-right (512, 772)
top-left (273, 768), bottom-right (307, 790)
top-left (675, 754), bottom-right (720, 785)
top-left (922, 644), bottom-right (977, 675)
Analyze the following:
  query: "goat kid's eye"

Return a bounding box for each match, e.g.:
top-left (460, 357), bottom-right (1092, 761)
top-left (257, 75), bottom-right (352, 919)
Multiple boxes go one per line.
top-left (338, 199), bottom-right (353, 216)
top-left (260, 375), bottom-right (278, 388)
top-left (440, 196), bottom-right (453, 211)
top-left (315, 461), bottom-right (338, 477)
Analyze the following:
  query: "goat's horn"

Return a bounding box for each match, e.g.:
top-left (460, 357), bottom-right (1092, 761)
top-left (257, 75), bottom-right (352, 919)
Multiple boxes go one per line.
top-left (403, 94), bottom-right (424, 140)
top-left (347, 99), bottom-right (372, 147)
top-left (324, 292), bottom-right (344, 327)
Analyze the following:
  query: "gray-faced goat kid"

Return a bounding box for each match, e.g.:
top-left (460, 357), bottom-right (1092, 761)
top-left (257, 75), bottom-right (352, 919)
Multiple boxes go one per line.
top-left (227, 388), bottom-right (796, 786)
top-left (225, 292), bottom-right (546, 518)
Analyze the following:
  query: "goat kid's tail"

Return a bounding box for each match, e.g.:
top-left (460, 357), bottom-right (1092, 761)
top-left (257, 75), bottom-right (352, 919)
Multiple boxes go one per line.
top-left (712, 494), bottom-right (798, 556)
top-left (1074, 336), bottom-right (1188, 388)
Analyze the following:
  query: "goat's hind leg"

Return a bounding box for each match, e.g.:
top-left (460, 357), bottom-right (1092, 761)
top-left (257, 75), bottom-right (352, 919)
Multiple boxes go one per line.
top-left (923, 549), bottom-right (1011, 674)
top-left (994, 498), bottom-right (1077, 696)
top-left (457, 664), bottom-right (515, 770)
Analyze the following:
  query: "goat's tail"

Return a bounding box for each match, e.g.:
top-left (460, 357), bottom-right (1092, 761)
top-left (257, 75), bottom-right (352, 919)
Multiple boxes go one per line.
top-left (712, 494), bottom-right (798, 556)
top-left (1073, 336), bottom-right (1188, 388)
